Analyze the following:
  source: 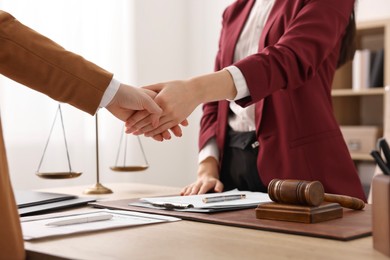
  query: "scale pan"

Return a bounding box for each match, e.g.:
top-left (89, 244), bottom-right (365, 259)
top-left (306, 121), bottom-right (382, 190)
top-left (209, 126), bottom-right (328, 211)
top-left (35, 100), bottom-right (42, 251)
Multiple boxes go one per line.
top-left (110, 165), bottom-right (148, 172)
top-left (35, 171), bottom-right (82, 179)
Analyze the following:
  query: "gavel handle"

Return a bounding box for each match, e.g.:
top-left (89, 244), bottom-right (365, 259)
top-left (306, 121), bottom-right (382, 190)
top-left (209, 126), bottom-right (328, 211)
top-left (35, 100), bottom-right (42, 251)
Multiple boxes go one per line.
top-left (324, 193), bottom-right (365, 210)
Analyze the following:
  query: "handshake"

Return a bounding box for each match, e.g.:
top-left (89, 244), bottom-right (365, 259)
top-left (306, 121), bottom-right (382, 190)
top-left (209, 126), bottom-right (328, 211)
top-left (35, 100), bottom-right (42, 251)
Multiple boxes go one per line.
top-left (106, 69), bottom-right (237, 141)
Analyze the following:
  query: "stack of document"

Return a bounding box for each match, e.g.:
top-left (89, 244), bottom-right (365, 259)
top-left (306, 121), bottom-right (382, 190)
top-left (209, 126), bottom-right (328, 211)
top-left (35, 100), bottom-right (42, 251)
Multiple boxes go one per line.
top-left (21, 209), bottom-right (180, 240)
top-left (131, 189), bottom-right (271, 213)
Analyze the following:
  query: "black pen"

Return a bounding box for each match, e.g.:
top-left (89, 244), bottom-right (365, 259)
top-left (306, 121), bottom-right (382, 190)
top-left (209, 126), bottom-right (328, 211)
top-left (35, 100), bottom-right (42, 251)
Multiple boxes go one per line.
top-left (202, 194), bottom-right (246, 203)
top-left (370, 150), bottom-right (390, 175)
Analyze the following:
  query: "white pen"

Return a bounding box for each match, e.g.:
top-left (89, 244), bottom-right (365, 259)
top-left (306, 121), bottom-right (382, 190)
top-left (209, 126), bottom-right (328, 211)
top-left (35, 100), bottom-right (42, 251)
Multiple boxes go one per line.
top-left (45, 213), bottom-right (113, 227)
top-left (202, 194), bottom-right (246, 203)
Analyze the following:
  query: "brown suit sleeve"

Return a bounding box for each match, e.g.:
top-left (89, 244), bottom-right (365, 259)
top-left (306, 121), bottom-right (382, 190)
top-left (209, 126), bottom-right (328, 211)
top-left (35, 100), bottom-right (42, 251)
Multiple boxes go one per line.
top-left (0, 120), bottom-right (24, 259)
top-left (0, 10), bottom-right (116, 259)
top-left (0, 10), bottom-right (114, 115)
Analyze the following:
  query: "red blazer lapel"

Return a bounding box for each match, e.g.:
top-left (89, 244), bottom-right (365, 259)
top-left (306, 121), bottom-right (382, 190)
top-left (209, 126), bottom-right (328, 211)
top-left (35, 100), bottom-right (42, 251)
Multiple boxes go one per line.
top-left (215, 1), bottom-right (256, 153)
top-left (258, 0), bottom-right (285, 49)
top-left (221, 0), bottom-right (255, 67)
top-left (255, 0), bottom-right (285, 134)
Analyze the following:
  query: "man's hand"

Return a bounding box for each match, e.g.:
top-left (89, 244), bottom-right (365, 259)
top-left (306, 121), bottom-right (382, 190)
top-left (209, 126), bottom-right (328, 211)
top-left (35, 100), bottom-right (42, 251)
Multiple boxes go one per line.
top-left (125, 70), bottom-right (236, 139)
top-left (125, 80), bottom-right (199, 138)
top-left (105, 83), bottom-right (162, 125)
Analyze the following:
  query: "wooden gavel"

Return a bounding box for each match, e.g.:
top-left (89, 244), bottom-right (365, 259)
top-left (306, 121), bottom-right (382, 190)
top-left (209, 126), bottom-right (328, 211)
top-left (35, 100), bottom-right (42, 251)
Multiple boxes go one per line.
top-left (268, 179), bottom-right (365, 210)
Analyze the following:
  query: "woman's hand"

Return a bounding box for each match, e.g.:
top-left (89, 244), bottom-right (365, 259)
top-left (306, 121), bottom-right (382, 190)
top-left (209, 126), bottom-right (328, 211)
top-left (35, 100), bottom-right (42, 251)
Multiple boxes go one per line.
top-left (125, 79), bottom-right (198, 138)
top-left (180, 157), bottom-right (224, 196)
top-left (125, 70), bottom-right (236, 139)
top-left (105, 83), bottom-right (162, 124)
top-left (108, 84), bottom-right (187, 141)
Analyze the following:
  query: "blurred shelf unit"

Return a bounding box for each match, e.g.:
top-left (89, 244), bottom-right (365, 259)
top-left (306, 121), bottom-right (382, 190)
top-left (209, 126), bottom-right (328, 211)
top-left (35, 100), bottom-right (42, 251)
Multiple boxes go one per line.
top-left (331, 19), bottom-right (390, 162)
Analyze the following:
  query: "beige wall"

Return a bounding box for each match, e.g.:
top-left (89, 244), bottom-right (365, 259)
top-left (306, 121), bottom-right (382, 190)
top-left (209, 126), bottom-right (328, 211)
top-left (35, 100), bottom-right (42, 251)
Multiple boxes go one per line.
top-left (356, 0), bottom-right (390, 22)
top-left (2, 0), bottom-right (389, 191)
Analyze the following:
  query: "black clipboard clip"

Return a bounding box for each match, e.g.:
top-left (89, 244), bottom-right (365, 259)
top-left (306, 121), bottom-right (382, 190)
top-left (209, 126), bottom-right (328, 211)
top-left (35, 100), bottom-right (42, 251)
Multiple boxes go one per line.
top-left (370, 137), bottom-right (390, 176)
top-left (150, 202), bottom-right (194, 210)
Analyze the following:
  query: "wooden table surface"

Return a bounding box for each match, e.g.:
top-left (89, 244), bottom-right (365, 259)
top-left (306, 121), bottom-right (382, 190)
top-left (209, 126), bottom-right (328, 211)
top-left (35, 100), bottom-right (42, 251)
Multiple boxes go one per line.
top-left (24, 183), bottom-right (388, 260)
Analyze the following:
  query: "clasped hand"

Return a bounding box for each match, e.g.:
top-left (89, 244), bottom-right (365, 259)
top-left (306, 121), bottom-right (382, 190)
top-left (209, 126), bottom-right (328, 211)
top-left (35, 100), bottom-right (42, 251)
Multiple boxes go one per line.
top-left (125, 80), bottom-right (200, 141)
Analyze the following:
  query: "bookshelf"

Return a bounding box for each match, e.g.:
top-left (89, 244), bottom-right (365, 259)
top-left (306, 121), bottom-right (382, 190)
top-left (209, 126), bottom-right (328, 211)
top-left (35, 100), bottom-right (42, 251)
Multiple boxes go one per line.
top-left (331, 19), bottom-right (390, 194)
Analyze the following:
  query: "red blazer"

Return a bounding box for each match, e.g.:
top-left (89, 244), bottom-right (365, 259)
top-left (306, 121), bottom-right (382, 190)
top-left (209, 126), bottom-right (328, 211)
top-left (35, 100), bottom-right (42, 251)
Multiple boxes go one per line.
top-left (199, 0), bottom-right (366, 201)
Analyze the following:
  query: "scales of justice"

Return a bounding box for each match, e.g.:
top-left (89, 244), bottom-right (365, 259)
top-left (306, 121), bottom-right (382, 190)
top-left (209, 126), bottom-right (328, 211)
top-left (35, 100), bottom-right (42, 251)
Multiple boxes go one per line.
top-left (35, 103), bottom-right (149, 194)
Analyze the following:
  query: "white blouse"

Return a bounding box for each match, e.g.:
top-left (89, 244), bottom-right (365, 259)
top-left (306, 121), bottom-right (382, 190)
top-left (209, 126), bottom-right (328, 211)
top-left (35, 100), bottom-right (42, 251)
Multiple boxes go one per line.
top-left (199, 0), bottom-right (275, 163)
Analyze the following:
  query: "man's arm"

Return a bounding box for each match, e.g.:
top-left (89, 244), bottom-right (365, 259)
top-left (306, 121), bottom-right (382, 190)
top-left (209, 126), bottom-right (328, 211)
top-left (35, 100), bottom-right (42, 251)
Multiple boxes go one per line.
top-left (0, 10), bottom-right (162, 122)
top-left (0, 10), bottom-right (113, 114)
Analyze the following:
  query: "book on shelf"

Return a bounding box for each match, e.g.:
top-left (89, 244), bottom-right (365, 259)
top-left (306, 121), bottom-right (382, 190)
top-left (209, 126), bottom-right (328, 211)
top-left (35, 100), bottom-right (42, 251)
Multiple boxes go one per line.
top-left (369, 48), bottom-right (384, 88)
top-left (352, 49), bottom-right (370, 90)
top-left (352, 48), bottom-right (384, 90)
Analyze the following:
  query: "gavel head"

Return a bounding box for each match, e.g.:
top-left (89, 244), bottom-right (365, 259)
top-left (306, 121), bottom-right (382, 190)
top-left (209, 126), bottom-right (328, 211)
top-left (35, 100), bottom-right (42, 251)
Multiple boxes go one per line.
top-left (268, 179), bottom-right (325, 207)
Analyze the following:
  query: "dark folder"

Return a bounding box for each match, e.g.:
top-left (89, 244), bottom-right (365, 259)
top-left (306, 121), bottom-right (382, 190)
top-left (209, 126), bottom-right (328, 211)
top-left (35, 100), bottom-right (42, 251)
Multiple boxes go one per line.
top-left (15, 190), bottom-right (77, 208)
top-left (15, 190), bottom-right (96, 216)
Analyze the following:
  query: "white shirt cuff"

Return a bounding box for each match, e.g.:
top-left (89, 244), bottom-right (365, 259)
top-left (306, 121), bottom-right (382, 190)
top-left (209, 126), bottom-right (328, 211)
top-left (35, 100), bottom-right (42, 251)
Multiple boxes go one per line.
top-left (99, 77), bottom-right (121, 108)
top-left (224, 66), bottom-right (250, 100)
top-left (198, 138), bottom-right (219, 164)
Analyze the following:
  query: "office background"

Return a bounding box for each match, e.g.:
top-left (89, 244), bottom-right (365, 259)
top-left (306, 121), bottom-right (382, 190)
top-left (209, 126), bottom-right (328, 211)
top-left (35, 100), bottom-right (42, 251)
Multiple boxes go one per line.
top-left (0, 0), bottom-right (389, 190)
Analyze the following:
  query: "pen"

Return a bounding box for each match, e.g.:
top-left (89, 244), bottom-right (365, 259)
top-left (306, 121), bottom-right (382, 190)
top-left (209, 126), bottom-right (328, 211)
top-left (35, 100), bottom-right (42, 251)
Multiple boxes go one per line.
top-left (46, 213), bottom-right (113, 227)
top-left (202, 194), bottom-right (246, 203)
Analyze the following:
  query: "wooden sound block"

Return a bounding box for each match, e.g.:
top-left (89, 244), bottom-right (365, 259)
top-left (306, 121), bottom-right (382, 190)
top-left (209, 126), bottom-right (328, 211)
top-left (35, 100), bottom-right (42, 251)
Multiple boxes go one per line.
top-left (372, 174), bottom-right (390, 256)
top-left (256, 202), bottom-right (343, 223)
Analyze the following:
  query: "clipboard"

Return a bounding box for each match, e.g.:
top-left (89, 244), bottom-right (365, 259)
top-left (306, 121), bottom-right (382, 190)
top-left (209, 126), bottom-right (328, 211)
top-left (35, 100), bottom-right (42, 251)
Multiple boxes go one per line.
top-left (130, 190), bottom-right (271, 212)
top-left (91, 198), bottom-right (372, 241)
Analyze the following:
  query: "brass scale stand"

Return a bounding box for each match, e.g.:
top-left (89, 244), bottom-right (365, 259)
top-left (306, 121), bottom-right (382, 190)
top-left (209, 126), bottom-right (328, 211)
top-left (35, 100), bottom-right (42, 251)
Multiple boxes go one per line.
top-left (36, 104), bottom-right (148, 194)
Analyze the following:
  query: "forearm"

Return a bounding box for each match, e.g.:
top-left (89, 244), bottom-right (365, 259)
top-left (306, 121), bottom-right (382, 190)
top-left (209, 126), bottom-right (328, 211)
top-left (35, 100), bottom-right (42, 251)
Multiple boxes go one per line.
top-left (198, 157), bottom-right (220, 178)
top-left (125, 69), bottom-right (237, 138)
top-left (188, 69), bottom-right (237, 104)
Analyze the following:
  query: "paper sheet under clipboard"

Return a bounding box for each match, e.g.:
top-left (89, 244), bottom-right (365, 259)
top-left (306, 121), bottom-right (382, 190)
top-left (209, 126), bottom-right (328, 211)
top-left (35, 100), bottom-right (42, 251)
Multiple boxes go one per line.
top-left (21, 209), bottom-right (180, 240)
top-left (130, 189), bottom-right (271, 213)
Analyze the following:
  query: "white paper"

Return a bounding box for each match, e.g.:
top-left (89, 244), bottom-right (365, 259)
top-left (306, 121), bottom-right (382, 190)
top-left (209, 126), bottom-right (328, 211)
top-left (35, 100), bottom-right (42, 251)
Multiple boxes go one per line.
top-left (137, 189), bottom-right (271, 211)
top-left (21, 209), bottom-right (180, 240)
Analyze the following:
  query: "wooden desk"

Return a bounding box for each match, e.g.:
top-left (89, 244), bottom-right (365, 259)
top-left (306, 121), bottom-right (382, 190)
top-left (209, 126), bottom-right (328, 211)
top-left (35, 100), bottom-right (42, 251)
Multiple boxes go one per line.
top-left (25, 183), bottom-right (387, 260)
